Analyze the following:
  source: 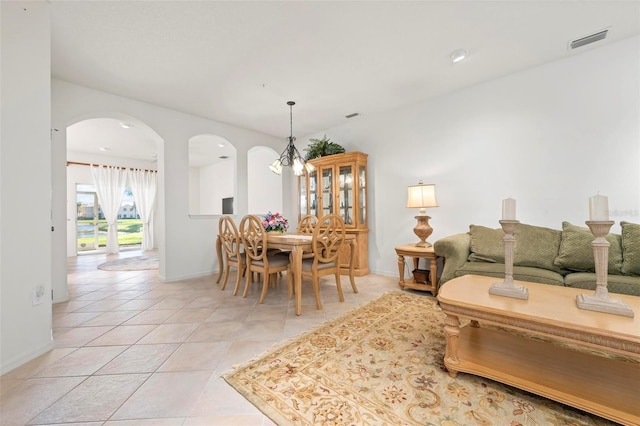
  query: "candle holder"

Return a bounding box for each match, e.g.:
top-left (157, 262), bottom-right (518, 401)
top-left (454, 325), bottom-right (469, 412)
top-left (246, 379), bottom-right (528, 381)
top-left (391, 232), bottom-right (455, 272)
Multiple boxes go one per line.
top-left (489, 220), bottom-right (529, 300)
top-left (576, 221), bottom-right (634, 317)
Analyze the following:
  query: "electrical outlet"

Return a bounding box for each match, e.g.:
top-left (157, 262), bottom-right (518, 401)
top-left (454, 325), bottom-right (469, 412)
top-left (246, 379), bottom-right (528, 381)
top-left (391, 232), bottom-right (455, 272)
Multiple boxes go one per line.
top-left (32, 285), bottom-right (45, 306)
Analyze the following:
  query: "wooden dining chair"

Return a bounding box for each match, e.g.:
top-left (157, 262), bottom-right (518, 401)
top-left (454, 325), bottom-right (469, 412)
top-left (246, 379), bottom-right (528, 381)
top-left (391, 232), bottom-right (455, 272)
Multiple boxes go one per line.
top-left (299, 213), bottom-right (347, 310)
top-left (218, 215), bottom-right (246, 295)
top-left (297, 214), bottom-right (318, 234)
top-left (296, 214), bottom-right (318, 260)
top-left (240, 215), bottom-right (291, 304)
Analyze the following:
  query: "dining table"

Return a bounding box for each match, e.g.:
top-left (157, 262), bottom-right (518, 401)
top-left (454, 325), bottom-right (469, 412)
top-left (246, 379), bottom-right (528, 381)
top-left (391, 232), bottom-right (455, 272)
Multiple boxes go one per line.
top-left (216, 232), bottom-right (357, 315)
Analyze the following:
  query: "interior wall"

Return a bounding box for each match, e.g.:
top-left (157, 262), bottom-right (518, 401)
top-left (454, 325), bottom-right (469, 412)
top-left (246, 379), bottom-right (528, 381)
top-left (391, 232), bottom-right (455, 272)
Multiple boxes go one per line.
top-left (188, 167), bottom-right (201, 214)
top-left (0, 1), bottom-right (53, 374)
top-left (199, 160), bottom-right (234, 215)
top-left (304, 35), bottom-right (640, 277)
top-left (52, 79), bottom-right (284, 283)
top-left (248, 146), bottom-right (283, 215)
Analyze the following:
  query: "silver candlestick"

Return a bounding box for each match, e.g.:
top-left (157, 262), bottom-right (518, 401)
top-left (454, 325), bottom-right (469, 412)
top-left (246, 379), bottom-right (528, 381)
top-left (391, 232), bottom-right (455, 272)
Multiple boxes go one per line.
top-left (489, 220), bottom-right (529, 299)
top-left (576, 221), bottom-right (634, 317)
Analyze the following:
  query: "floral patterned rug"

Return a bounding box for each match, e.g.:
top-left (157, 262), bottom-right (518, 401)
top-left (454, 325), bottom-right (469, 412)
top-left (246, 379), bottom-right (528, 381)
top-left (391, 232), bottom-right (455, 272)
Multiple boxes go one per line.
top-left (223, 291), bottom-right (616, 426)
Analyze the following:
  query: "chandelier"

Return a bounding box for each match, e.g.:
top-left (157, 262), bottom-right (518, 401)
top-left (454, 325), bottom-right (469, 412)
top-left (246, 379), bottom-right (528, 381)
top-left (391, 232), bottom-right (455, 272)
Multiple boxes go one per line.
top-left (269, 101), bottom-right (314, 176)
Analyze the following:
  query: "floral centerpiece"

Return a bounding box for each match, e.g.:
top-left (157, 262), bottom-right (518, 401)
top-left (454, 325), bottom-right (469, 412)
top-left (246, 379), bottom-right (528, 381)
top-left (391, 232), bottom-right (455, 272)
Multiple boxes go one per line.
top-left (263, 211), bottom-right (289, 233)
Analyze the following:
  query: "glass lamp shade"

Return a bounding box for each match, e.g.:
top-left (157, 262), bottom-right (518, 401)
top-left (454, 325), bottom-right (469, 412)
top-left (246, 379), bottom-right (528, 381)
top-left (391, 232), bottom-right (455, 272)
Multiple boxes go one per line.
top-left (292, 157), bottom-right (305, 176)
top-left (407, 182), bottom-right (438, 215)
top-left (269, 159), bottom-right (283, 175)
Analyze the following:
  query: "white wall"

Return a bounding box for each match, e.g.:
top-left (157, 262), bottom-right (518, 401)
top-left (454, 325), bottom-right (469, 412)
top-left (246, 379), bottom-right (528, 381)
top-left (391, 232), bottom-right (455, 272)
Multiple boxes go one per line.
top-left (0, 1), bottom-right (53, 374)
top-left (304, 36), bottom-right (640, 277)
top-left (199, 160), bottom-right (234, 215)
top-left (188, 167), bottom-right (201, 214)
top-left (248, 146), bottom-right (283, 215)
top-left (52, 80), bottom-right (285, 283)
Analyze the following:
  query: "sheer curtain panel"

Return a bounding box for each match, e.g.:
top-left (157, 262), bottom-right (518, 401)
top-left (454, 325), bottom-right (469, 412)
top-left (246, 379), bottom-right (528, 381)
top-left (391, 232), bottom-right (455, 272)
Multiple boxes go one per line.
top-left (91, 165), bottom-right (129, 254)
top-left (129, 169), bottom-right (157, 251)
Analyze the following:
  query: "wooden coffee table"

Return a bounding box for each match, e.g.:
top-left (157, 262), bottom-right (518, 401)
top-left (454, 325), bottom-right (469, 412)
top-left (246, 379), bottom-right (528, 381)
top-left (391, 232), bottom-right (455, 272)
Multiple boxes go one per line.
top-left (437, 275), bottom-right (640, 425)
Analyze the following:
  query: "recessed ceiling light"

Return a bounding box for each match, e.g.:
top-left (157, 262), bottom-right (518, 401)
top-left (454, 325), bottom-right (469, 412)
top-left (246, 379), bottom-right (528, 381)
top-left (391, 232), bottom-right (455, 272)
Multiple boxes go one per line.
top-left (449, 49), bottom-right (468, 63)
top-left (218, 143), bottom-right (225, 148)
top-left (99, 147), bottom-right (110, 152)
top-left (120, 122), bottom-right (133, 129)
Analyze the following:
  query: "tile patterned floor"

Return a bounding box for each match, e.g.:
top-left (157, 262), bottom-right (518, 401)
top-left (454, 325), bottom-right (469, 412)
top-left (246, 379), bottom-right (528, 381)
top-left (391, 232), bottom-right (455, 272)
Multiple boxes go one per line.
top-left (0, 250), bottom-right (417, 425)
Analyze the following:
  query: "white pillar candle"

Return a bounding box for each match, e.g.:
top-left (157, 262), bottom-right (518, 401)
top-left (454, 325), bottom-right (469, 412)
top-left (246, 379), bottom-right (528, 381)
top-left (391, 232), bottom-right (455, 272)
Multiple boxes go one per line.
top-left (502, 198), bottom-right (516, 220)
top-left (589, 194), bottom-right (609, 221)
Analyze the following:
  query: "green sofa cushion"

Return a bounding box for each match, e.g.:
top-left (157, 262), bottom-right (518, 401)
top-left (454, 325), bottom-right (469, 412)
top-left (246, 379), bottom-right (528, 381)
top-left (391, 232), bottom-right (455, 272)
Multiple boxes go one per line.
top-left (553, 221), bottom-right (623, 274)
top-left (468, 225), bottom-right (504, 263)
top-left (621, 221), bottom-right (640, 276)
top-left (468, 223), bottom-right (563, 273)
top-left (564, 272), bottom-right (640, 296)
top-left (455, 262), bottom-right (565, 286)
top-left (513, 223), bottom-right (563, 273)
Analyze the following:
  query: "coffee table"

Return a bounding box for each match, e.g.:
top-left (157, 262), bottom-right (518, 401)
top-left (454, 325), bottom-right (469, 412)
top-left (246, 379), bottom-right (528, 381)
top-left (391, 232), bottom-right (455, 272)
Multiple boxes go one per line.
top-left (437, 275), bottom-right (640, 425)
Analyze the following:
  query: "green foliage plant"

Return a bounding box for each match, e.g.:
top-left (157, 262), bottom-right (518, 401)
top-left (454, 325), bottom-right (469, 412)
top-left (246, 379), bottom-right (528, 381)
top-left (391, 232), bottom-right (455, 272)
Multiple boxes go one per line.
top-left (304, 135), bottom-right (345, 161)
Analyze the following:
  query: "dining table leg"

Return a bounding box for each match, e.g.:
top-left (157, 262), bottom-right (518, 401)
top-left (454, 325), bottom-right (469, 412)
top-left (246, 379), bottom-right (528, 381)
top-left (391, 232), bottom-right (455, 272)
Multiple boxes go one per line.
top-left (348, 239), bottom-right (358, 293)
top-left (291, 246), bottom-right (304, 316)
top-left (215, 235), bottom-right (223, 284)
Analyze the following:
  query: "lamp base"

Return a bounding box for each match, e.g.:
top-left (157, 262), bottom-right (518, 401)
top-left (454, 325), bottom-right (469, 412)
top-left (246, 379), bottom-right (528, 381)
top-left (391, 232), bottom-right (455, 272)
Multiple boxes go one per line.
top-left (413, 215), bottom-right (433, 248)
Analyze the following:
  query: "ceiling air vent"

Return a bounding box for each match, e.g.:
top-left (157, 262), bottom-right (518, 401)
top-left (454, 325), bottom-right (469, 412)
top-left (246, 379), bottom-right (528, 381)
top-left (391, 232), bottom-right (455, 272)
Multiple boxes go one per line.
top-left (219, 155), bottom-right (229, 159)
top-left (570, 29), bottom-right (608, 50)
top-left (345, 112), bottom-right (360, 119)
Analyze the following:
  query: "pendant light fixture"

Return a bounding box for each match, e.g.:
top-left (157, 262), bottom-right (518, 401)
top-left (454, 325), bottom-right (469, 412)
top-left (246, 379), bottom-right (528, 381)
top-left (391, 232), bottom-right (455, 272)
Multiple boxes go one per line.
top-left (269, 101), bottom-right (314, 176)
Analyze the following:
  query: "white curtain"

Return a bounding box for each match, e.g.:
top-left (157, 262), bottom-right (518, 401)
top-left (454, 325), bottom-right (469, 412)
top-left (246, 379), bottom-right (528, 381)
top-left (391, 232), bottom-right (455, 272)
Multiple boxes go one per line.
top-left (129, 169), bottom-right (157, 251)
top-left (91, 165), bottom-right (129, 254)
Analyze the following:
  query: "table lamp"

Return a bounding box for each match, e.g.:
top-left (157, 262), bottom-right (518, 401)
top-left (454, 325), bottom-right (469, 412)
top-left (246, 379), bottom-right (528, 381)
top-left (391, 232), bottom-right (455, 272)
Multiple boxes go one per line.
top-left (407, 181), bottom-right (438, 247)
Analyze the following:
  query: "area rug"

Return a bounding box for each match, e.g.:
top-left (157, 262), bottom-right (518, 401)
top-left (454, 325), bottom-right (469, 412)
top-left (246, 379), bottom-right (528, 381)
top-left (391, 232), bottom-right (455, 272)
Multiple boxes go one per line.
top-left (223, 291), bottom-right (616, 426)
top-left (97, 254), bottom-right (159, 271)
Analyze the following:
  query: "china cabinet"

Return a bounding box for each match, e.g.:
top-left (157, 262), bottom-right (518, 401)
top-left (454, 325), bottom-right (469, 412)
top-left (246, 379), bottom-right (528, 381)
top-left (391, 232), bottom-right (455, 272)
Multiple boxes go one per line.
top-left (298, 151), bottom-right (369, 276)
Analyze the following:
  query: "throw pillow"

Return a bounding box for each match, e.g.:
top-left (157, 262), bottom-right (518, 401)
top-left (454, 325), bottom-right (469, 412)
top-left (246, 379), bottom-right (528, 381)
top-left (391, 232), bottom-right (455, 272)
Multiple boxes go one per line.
top-left (513, 223), bottom-right (563, 272)
top-left (468, 225), bottom-right (504, 263)
top-left (553, 221), bottom-right (623, 274)
top-left (621, 221), bottom-right (640, 276)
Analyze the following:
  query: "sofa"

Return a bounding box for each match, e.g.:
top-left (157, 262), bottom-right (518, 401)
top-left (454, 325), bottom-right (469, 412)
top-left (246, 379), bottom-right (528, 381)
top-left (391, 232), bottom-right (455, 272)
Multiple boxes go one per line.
top-left (433, 221), bottom-right (640, 296)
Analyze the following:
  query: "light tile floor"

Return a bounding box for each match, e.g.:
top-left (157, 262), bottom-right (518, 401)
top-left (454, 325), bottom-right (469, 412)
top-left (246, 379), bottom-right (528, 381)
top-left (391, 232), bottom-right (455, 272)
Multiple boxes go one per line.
top-left (1, 250), bottom-right (419, 425)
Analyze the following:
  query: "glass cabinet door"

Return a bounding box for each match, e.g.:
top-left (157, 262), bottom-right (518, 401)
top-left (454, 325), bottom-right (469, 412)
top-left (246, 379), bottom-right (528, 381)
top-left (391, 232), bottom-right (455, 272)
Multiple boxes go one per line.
top-left (299, 175), bottom-right (307, 217)
top-left (309, 170), bottom-right (318, 218)
top-left (359, 165), bottom-right (366, 225)
top-left (321, 167), bottom-right (333, 216)
top-left (339, 165), bottom-right (353, 225)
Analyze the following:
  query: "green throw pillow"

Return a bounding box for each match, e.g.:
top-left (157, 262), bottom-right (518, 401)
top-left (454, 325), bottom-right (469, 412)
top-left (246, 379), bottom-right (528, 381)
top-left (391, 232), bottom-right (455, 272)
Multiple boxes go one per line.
top-left (554, 221), bottom-right (623, 274)
top-left (513, 223), bottom-right (563, 272)
top-left (468, 225), bottom-right (504, 263)
top-left (621, 221), bottom-right (640, 276)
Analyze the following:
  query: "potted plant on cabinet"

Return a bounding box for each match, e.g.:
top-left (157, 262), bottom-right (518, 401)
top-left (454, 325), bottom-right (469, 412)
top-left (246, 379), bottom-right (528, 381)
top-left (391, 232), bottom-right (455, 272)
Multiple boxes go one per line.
top-left (304, 135), bottom-right (345, 161)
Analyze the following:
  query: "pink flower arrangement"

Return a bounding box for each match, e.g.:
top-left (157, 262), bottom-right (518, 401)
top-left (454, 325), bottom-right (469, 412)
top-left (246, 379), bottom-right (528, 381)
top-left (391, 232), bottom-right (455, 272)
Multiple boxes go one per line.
top-left (263, 211), bottom-right (289, 232)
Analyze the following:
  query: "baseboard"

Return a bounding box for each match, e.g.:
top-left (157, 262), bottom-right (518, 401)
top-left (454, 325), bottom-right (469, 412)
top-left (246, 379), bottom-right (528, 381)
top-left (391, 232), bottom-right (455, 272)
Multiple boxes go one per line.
top-left (53, 293), bottom-right (69, 304)
top-left (160, 269), bottom-right (218, 282)
top-left (0, 340), bottom-right (54, 376)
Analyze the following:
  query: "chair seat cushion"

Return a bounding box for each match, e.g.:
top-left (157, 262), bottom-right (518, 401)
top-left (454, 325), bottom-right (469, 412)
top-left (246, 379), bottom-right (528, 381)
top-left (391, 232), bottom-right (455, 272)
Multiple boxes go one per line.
top-left (251, 254), bottom-right (289, 268)
top-left (229, 253), bottom-right (246, 262)
top-left (301, 259), bottom-right (337, 271)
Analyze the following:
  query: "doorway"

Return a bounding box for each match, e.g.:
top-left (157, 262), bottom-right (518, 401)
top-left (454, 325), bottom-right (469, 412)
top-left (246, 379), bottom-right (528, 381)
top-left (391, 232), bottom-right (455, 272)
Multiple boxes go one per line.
top-left (75, 183), bottom-right (142, 254)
